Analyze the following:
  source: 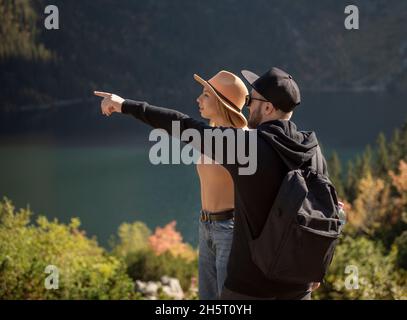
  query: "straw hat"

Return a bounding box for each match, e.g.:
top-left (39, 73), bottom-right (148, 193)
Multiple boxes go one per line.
top-left (194, 70), bottom-right (248, 128)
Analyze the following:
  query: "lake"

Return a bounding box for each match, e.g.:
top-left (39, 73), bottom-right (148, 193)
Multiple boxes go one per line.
top-left (0, 144), bottom-right (203, 248)
top-left (0, 91), bottom-right (406, 248)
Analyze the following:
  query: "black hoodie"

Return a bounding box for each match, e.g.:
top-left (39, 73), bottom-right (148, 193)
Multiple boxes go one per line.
top-left (121, 100), bottom-right (328, 297)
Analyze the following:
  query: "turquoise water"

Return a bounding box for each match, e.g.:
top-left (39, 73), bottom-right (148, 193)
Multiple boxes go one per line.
top-left (1, 91), bottom-right (406, 247)
top-left (0, 142), bottom-right (362, 248)
top-left (0, 144), bottom-right (201, 248)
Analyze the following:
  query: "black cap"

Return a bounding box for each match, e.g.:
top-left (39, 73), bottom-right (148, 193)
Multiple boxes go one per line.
top-left (241, 67), bottom-right (301, 112)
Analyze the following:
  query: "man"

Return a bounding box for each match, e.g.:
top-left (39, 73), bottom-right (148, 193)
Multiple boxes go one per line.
top-left (94, 67), bottom-right (326, 299)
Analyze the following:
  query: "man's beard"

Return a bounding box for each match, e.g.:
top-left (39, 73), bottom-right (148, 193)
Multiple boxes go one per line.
top-left (248, 108), bottom-right (262, 129)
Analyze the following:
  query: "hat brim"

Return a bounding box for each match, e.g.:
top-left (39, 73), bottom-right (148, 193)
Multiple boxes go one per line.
top-left (241, 70), bottom-right (259, 86)
top-left (193, 74), bottom-right (247, 128)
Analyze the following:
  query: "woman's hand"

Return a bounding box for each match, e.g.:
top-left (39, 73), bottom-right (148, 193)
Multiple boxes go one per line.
top-left (311, 282), bottom-right (321, 291)
top-left (94, 91), bottom-right (125, 116)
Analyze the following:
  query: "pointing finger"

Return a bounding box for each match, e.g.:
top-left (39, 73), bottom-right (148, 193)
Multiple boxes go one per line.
top-left (94, 91), bottom-right (112, 98)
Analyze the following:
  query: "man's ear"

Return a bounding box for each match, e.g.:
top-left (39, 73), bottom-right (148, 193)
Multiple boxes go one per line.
top-left (264, 103), bottom-right (274, 115)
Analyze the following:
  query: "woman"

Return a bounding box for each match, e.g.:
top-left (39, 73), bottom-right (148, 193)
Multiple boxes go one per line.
top-left (95, 70), bottom-right (249, 300)
top-left (193, 71), bottom-right (248, 299)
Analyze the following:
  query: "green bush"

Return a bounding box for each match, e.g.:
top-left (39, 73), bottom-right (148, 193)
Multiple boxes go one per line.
top-left (313, 233), bottom-right (406, 300)
top-left (394, 231), bottom-right (407, 270)
top-left (126, 249), bottom-right (198, 292)
top-left (0, 198), bottom-right (135, 299)
top-left (110, 221), bottom-right (151, 261)
top-left (111, 220), bottom-right (199, 295)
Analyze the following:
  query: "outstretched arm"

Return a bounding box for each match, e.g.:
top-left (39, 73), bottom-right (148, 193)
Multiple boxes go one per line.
top-left (93, 91), bottom-right (254, 175)
top-left (94, 90), bottom-right (213, 138)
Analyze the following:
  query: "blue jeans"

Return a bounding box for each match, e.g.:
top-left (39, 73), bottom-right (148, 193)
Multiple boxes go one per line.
top-left (198, 217), bottom-right (234, 300)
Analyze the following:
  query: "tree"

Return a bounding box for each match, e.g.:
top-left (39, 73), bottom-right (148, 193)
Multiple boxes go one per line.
top-left (361, 145), bottom-right (373, 178)
top-left (347, 172), bottom-right (390, 235)
top-left (399, 120), bottom-right (407, 161)
top-left (376, 132), bottom-right (390, 177)
top-left (389, 160), bottom-right (407, 218)
top-left (111, 221), bottom-right (151, 260)
top-left (388, 129), bottom-right (403, 171)
top-left (328, 151), bottom-right (345, 198)
top-left (148, 221), bottom-right (196, 262)
top-left (345, 160), bottom-right (357, 202)
top-left (0, 0), bottom-right (51, 61)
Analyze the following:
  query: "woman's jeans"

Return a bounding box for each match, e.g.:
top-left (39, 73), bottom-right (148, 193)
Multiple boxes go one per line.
top-left (198, 216), bottom-right (234, 300)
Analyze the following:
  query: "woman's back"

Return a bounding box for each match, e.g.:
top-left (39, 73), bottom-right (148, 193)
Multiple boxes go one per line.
top-left (196, 154), bottom-right (234, 212)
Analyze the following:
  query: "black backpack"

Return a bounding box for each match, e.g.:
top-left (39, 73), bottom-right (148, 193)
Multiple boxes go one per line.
top-left (243, 146), bottom-right (344, 284)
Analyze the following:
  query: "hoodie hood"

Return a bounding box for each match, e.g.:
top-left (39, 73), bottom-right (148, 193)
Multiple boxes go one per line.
top-left (257, 119), bottom-right (319, 170)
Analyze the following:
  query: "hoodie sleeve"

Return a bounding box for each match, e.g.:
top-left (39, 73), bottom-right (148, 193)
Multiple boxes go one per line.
top-left (121, 99), bottom-right (250, 176)
top-left (122, 100), bottom-right (191, 131)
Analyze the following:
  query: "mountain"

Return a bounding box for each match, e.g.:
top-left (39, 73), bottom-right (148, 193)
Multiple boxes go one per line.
top-left (0, 0), bottom-right (406, 143)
